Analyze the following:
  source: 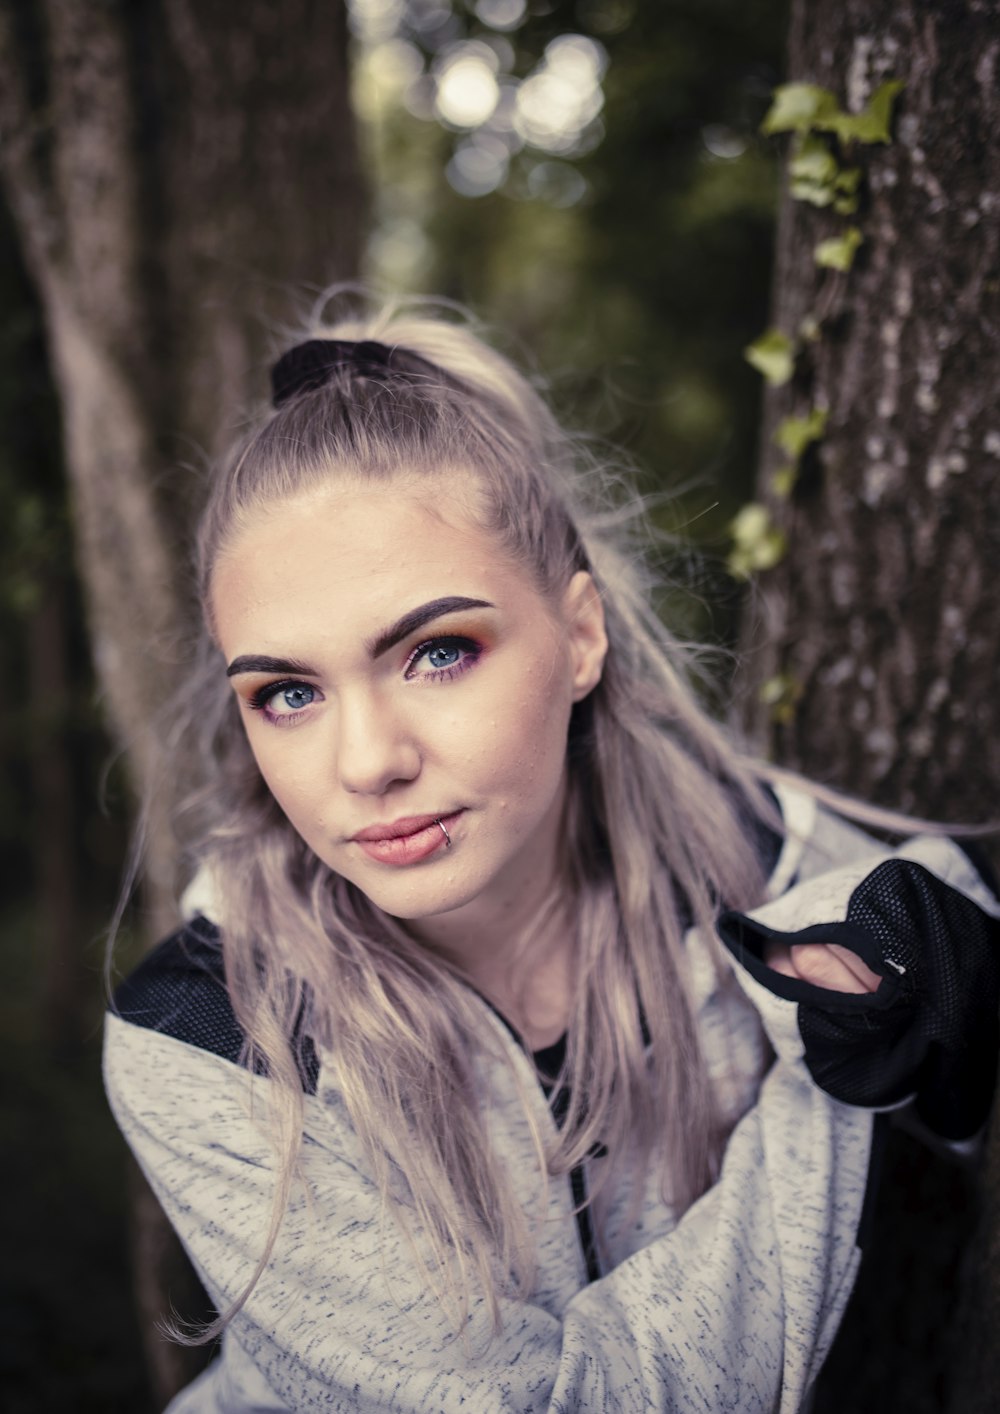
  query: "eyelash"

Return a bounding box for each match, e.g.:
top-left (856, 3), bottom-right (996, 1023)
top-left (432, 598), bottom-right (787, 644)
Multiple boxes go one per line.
top-left (404, 635), bottom-right (482, 683)
top-left (245, 635), bottom-right (483, 726)
top-left (247, 679), bottom-right (321, 728)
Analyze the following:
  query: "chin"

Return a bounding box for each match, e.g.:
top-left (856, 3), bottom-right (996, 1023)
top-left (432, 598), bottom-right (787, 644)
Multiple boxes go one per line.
top-left (386, 879), bottom-right (491, 923)
top-left (340, 862), bottom-right (497, 924)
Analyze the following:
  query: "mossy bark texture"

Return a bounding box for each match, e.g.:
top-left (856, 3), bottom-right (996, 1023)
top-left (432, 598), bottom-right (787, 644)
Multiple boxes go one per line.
top-left (743, 0), bottom-right (999, 819)
top-left (740, 2), bottom-right (1000, 1411)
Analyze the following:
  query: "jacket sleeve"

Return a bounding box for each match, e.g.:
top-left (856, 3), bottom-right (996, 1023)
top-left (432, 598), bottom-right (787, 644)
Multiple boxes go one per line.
top-left (717, 833), bottom-right (1000, 1142)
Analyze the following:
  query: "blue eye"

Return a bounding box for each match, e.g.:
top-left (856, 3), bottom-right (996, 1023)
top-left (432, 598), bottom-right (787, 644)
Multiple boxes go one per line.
top-left (276, 684), bottom-right (315, 712)
top-left (247, 679), bottom-right (321, 722)
top-left (405, 635), bottom-right (482, 682)
top-left (427, 643), bottom-right (461, 670)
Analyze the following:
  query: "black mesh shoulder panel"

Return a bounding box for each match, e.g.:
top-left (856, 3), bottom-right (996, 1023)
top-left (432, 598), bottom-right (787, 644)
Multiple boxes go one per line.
top-left (111, 918), bottom-right (319, 1094)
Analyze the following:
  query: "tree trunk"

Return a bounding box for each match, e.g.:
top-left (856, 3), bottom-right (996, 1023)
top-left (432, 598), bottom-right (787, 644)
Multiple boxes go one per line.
top-left (0, 0), bottom-right (364, 1400)
top-left (737, 1), bottom-right (1000, 1409)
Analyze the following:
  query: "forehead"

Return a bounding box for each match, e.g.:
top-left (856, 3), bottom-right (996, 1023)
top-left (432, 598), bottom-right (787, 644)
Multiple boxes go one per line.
top-left (210, 478), bottom-right (531, 651)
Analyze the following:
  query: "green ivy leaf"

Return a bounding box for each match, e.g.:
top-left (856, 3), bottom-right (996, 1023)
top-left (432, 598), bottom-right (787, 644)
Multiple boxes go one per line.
top-left (775, 406), bottom-right (828, 459)
top-left (788, 135), bottom-right (840, 206)
top-left (825, 79), bottom-right (905, 145)
top-left (730, 502), bottom-right (771, 542)
top-left (758, 672), bottom-right (802, 725)
top-left (727, 502), bottom-right (788, 578)
top-left (770, 464), bottom-right (799, 499)
top-left (788, 135), bottom-right (839, 186)
top-left (790, 178), bottom-right (836, 207)
top-left (814, 226), bottom-right (863, 271)
top-left (761, 83), bottom-right (840, 135)
top-left (744, 329), bottom-right (795, 386)
top-left (831, 165), bottom-right (861, 213)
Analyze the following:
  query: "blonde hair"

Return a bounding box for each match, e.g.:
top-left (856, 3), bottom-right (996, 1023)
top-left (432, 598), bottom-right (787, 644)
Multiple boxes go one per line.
top-left (174, 296), bottom-right (783, 1334)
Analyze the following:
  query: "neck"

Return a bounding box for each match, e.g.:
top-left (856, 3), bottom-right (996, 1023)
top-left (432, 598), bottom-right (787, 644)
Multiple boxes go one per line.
top-left (407, 802), bottom-right (577, 1049)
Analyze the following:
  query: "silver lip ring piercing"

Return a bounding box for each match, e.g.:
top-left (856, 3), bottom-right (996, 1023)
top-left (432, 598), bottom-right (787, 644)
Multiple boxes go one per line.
top-left (435, 818), bottom-right (452, 847)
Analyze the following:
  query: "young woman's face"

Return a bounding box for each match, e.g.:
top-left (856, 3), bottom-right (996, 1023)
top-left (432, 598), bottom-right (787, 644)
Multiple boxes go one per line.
top-left (212, 478), bottom-right (607, 929)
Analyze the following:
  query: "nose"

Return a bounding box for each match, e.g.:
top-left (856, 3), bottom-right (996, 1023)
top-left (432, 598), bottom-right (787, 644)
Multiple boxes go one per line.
top-left (334, 689), bottom-right (420, 797)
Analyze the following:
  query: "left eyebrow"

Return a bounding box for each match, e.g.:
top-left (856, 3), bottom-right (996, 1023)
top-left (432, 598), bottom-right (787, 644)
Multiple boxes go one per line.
top-left (368, 596), bottom-right (495, 659)
top-left (227, 654), bottom-right (320, 678)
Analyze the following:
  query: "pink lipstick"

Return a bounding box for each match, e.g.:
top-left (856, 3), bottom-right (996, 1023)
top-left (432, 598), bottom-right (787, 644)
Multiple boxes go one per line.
top-left (351, 811), bottom-right (463, 865)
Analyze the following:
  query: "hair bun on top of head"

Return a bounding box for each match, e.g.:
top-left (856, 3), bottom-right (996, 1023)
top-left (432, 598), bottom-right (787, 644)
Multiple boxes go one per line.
top-left (270, 337), bottom-right (443, 408)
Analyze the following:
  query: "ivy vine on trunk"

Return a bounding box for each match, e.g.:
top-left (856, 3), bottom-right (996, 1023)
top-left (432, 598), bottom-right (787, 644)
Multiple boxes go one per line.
top-left (736, 2), bottom-right (1000, 1410)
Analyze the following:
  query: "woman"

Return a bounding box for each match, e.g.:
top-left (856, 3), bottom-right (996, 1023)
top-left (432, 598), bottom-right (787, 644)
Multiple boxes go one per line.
top-left (105, 306), bottom-right (1000, 1413)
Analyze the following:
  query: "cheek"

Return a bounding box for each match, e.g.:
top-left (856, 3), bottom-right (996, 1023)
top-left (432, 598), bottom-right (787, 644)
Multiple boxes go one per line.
top-left (249, 737), bottom-right (326, 828)
top-left (472, 679), bottom-right (573, 799)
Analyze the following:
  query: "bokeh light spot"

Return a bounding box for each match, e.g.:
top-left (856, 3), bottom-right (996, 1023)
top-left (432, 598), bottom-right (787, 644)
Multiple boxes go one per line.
top-left (446, 134), bottom-right (511, 196)
top-left (473, 0), bottom-right (527, 30)
top-left (701, 125), bottom-right (748, 160)
top-left (526, 160), bottom-right (588, 207)
top-left (347, 0), bottom-right (406, 45)
top-left (512, 34), bottom-right (607, 154)
top-left (434, 43), bottom-right (502, 127)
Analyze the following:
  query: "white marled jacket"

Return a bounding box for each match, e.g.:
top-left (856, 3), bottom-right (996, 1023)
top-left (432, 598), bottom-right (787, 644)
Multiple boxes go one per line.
top-left (104, 783), bottom-right (1000, 1413)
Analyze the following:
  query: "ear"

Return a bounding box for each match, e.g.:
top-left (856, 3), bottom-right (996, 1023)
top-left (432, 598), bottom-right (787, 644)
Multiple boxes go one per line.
top-left (561, 571), bottom-right (608, 702)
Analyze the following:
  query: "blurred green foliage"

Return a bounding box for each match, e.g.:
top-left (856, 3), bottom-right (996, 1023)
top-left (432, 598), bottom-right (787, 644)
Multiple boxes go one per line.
top-left (353, 0), bottom-right (787, 587)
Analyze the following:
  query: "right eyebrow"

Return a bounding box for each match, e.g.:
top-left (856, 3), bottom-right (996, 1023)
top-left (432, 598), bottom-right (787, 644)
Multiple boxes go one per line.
top-left (226, 655), bottom-right (320, 678)
top-left (367, 596), bottom-right (496, 659)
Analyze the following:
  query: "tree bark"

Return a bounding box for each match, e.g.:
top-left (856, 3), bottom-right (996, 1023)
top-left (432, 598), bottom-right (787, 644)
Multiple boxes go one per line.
top-left (741, 0), bottom-right (1000, 817)
top-left (0, 0), bottom-right (364, 1399)
top-left (737, 1), bottom-right (1000, 1409)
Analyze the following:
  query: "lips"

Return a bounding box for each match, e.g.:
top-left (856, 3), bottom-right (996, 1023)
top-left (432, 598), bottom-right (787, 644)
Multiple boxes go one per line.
top-left (351, 814), bottom-right (450, 843)
top-left (350, 810), bottom-right (463, 866)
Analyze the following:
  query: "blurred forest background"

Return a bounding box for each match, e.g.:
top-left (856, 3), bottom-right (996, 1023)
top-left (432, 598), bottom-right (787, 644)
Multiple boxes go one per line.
top-left (1, 0), bottom-right (998, 1410)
